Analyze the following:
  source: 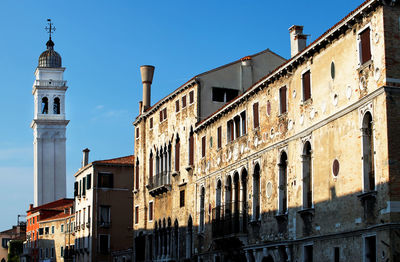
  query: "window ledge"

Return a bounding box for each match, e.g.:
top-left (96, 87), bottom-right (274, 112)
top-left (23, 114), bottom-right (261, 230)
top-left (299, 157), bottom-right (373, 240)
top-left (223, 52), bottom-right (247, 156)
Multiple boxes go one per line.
top-left (300, 98), bottom-right (313, 106)
top-left (298, 208), bottom-right (315, 218)
top-left (171, 171), bottom-right (180, 177)
top-left (185, 165), bottom-right (193, 172)
top-left (278, 112), bottom-right (288, 119)
top-left (133, 189), bottom-right (138, 194)
top-left (357, 59), bottom-right (373, 72)
top-left (357, 190), bottom-right (377, 201)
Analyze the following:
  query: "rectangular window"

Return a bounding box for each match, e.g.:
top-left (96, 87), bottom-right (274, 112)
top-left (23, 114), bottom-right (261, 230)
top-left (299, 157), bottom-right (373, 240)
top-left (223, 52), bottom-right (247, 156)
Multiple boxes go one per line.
top-left (45, 227), bottom-right (49, 235)
top-left (217, 126), bottom-right (222, 149)
top-left (61, 224), bottom-right (64, 233)
top-left (280, 86), bottom-right (287, 114)
top-left (99, 206), bottom-right (110, 226)
top-left (79, 180), bottom-right (82, 196)
top-left (360, 27), bottom-right (371, 64)
top-left (227, 120), bottom-right (234, 142)
top-left (99, 235), bottom-right (109, 254)
top-left (212, 87), bottom-right (239, 102)
top-left (135, 162), bottom-right (139, 190)
top-left (40, 248), bottom-right (43, 259)
top-left (182, 95), bottom-right (187, 108)
top-left (189, 132), bottom-right (194, 166)
top-left (135, 206), bottom-right (139, 224)
top-left (98, 173), bottom-right (113, 188)
top-left (61, 246), bottom-right (64, 257)
top-left (38, 228), bottom-right (43, 235)
top-left (1, 238), bottom-right (10, 248)
top-left (51, 247), bottom-right (54, 258)
top-left (175, 139), bottom-right (180, 171)
top-left (334, 247), bottom-right (340, 262)
top-left (304, 245), bottom-right (313, 262)
top-left (180, 190), bottom-right (185, 207)
top-left (302, 70), bottom-right (311, 101)
top-left (45, 248), bottom-right (49, 258)
top-left (364, 235), bottom-right (376, 262)
top-left (241, 111), bottom-right (246, 135)
top-left (176, 100), bottom-right (180, 112)
top-left (87, 174), bottom-right (91, 190)
top-left (51, 226), bottom-right (54, 234)
top-left (253, 102), bottom-right (259, 128)
top-left (136, 127), bottom-right (140, 139)
top-left (149, 117), bottom-right (153, 129)
top-left (234, 116), bottom-right (240, 139)
top-left (149, 154), bottom-right (153, 181)
top-left (160, 108), bottom-right (167, 122)
top-left (202, 136), bottom-right (206, 158)
top-left (149, 201), bottom-right (153, 221)
top-left (74, 181), bottom-right (78, 197)
top-left (189, 90), bottom-right (194, 104)
top-left (82, 176), bottom-right (86, 196)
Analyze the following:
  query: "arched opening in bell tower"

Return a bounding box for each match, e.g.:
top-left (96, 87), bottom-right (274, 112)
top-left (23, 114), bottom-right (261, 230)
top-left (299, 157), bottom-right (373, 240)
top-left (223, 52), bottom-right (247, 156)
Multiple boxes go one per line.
top-left (41, 97), bottom-right (48, 114)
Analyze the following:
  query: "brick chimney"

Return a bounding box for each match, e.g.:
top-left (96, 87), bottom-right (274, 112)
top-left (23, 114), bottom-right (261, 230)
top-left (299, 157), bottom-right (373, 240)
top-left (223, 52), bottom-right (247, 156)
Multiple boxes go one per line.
top-left (289, 25), bottom-right (308, 57)
top-left (82, 148), bottom-right (90, 167)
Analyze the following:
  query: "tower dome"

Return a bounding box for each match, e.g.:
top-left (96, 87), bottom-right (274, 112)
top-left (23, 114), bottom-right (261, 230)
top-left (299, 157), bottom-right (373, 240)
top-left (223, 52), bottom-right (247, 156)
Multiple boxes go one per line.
top-left (38, 39), bottom-right (62, 68)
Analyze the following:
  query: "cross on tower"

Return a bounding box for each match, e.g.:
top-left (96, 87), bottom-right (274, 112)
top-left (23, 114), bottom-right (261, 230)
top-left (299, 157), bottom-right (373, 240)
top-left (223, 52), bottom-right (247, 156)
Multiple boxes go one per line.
top-left (45, 19), bottom-right (56, 39)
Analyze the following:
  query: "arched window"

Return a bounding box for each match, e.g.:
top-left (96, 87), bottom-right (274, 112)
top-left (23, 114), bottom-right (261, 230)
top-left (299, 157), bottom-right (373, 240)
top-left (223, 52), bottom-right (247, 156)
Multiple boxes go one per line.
top-left (302, 142), bottom-right (312, 208)
top-left (225, 176), bottom-right (232, 217)
top-left (253, 165), bottom-right (260, 220)
top-left (149, 151), bottom-right (153, 186)
top-left (53, 97), bottom-right (60, 114)
top-left (216, 180), bottom-right (222, 215)
top-left (175, 135), bottom-right (180, 172)
top-left (241, 169), bottom-right (248, 231)
top-left (135, 158), bottom-right (139, 190)
top-left (200, 187), bottom-right (205, 232)
top-left (362, 112), bottom-right (375, 191)
top-left (41, 97), bottom-right (48, 114)
top-left (186, 216), bottom-right (193, 259)
top-left (279, 152), bottom-right (288, 214)
top-left (233, 172), bottom-right (240, 233)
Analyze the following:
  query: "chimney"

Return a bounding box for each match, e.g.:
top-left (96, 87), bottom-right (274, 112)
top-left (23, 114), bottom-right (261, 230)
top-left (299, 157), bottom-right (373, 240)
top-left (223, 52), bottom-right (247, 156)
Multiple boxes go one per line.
top-left (82, 148), bottom-right (90, 167)
top-left (139, 101), bottom-right (143, 114)
top-left (140, 65), bottom-right (155, 110)
top-left (289, 25), bottom-right (308, 57)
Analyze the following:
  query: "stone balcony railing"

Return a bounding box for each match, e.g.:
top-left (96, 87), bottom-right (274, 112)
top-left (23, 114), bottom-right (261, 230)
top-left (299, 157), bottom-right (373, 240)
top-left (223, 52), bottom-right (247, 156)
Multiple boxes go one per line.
top-left (34, 79), bottom-right (67, 87)
top-left (147, 171), bottom-right (171, 196)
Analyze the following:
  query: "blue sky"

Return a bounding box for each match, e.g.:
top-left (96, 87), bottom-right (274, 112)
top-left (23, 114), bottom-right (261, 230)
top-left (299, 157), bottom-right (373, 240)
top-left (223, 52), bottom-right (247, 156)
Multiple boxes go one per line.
top-left (0, 0), bottom-right (363, 231)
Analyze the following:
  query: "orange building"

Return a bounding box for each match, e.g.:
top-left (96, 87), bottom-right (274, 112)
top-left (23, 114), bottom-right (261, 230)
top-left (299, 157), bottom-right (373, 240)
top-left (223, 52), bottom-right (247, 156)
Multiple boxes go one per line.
top-left (22, 198), bottom-right (74, 262)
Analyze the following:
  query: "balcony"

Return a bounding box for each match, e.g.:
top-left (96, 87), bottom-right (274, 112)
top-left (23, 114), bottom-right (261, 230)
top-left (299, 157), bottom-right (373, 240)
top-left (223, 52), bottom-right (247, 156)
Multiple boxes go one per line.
top-left (212, 202), bottom-right (248, 239)
top-left (147, 172), bottom-right (171, 196)
top-left (34, 79), bottom-right (67, 88)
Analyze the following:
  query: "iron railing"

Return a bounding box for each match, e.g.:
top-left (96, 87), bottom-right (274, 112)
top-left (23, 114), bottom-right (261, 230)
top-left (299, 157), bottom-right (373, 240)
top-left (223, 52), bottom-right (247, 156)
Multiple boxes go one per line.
top-left (211, 201), bottom-right (248, 238)
top-left (147, 171), bottom-right (171, 190)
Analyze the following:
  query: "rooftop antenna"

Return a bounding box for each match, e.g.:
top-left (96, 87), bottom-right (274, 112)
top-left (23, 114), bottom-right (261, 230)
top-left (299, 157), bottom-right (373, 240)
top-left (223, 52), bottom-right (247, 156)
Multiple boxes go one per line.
top-left (45, 18), bottom-right (56, 39)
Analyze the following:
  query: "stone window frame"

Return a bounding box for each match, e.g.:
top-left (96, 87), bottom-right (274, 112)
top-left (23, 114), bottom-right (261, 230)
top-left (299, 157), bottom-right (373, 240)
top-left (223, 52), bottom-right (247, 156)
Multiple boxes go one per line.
top-left (357, 23), bottom-right (374, 67)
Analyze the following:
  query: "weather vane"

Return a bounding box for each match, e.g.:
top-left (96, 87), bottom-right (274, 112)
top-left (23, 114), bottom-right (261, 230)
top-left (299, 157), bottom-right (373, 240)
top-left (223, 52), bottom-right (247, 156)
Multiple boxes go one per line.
top-left (45, 19), bottom-right (56, 39)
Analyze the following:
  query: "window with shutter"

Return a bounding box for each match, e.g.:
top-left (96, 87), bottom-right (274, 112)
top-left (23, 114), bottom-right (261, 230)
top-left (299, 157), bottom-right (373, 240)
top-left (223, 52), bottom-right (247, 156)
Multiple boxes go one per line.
top-left (253, 102), bottom-right (259, 128)
top-left (175, 138), bottom-right (180, 171)
top-left (182, 95), bottom-right (187, 108)
top-left (135, 161), bottom-right (139, 190)
top-left (189, 91), bottom-right (194, 104)
top-left (202, 136), bottom-right (206, 158)
top-left (217, 126), bottom-right (222, 149)
top-left (149, 153), bottom-right (153, 182)
top-left (360, 27), bottom-right (371, 64)
top-left (302, 71), bottom-right (311, 101)
top-left (135, 206), bottom-right (139, 224)
top-left (149, 117), bottom-right (153, 129)
top-left (176, 100), bottom-right (179, 112)
top-left (280, 86), bottom-right (287, 114)
top-left (241, 111), bottom-right (246, 135)
top-left (87, 174), bottom-right (91, 189)
top-left (74, 182), bottom-right (78, 197)
top-left (149, 202), bottom-right (153, 221)
top-left (189, 132), bottom-right (194, 165)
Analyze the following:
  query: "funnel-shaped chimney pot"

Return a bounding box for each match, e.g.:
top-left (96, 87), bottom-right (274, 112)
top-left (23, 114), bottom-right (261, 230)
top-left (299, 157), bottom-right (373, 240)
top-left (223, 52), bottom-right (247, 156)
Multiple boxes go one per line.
top-left (140, 65), bottom-right (155, 110)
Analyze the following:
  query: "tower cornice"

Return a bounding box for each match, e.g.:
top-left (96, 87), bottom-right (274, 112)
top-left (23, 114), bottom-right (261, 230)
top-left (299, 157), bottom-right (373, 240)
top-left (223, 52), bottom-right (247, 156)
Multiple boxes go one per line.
top-left (30, 119), bottom-right (70, 129)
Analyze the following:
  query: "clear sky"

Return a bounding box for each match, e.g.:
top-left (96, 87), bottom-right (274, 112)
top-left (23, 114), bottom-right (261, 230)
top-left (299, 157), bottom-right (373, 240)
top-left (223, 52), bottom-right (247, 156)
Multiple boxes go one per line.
top-left (0, 0), bottom-right (364, 231)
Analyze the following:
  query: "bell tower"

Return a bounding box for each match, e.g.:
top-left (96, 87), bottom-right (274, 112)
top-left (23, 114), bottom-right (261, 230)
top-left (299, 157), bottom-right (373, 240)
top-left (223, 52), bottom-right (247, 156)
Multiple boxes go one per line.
top-left (31, 19), bottom-right (69, 206)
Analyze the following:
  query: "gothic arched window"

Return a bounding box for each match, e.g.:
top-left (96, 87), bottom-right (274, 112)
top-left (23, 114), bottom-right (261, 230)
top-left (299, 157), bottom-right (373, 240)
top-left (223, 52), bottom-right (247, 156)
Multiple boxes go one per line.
top-left (362, 112), bottom-right (375, 191)
top-left (199, 187), bottom-right (205, 232)
top-left (279, 152), bottom-right (288, 214)
top-left (253, 165), bottom-right (260, 220)
top-left (303, 142), bottom-right (312, 208)
top-left (53, 97), bottom-right (60, 114)
top-left (41, 97), bottom-right (48, 114)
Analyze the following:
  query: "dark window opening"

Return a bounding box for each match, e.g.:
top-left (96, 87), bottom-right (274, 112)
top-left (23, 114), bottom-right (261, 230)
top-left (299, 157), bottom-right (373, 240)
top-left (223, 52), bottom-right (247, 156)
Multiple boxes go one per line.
top-left (136, 127), bottom-right (140, 139)
top-left (53, 97), bottom-right (60, 114)
top-left (160, 108), bottom-right (167, 122)
top-left (364, 236), bottom-right (376, 262)
top-left (212, 87), bottom-right (239, 102)
top-left (149, 202), bottom-right (153, 221)
top-left (217, 126), bottom-right (222, 149)
top-left (150, 117), bottom-right (153, 129)
top-left (99, 235), bottom-right (109, 254)
top-left (253, 165), bottom-right (260, 220)
top-left (135, 206), bottom-right (139, 224)
top-left (302, 71), bottom-right (311, 101)
top-left (200, 187), bottom-right (205, 231)
top-left (180, 190), bottom-right (185, 207)
top-left (362, 113), bottom-right (375, 191)
top-left (304, 245), bottom-right (313, 262)
top-left (253, 102), bottom-right (259, 128)
top-left (334, 247), bottom-right (340, 262)
top-left (175, 136), bottom-right (180, 171)
top-left (82, 177), bottom-right (86, 196)
top-left (135, 160), bottom-right (140, 190)
top-left (176, 100), bottom-right (180, 112)
top-left (189, 91), bottom-right (194, 104)
top-left (241, 111), bottom-right (246, 135)
top-left (280, 86), bottom-right (287, 114)
top-left (86, 174), bottom-right (91, 190)
top-left (74, 182), bottom-right (78, 197)
top-left (182, 95), bottom-right (187, 108)
top-left (201, 136), bottom-right (206, 158)
top-left (360, 27), bottom-right (371, 64)
top-left (189, 130), bottom-right (194, 165)
top-left (149, 152), bottom-right (154, 182)
top-left (98, 173), bottom-right (113, 188)
top-left (303, 142), bottom-right (312, 208)
top-left (279, 152), bottom-right (288, 214)
top-left (41, 97), bottom-right (48, 114)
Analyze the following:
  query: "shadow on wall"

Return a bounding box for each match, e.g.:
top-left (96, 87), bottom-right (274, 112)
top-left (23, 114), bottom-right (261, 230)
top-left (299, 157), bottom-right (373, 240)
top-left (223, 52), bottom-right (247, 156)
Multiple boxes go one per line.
top-left (133, 181), bottom-right (400, 262)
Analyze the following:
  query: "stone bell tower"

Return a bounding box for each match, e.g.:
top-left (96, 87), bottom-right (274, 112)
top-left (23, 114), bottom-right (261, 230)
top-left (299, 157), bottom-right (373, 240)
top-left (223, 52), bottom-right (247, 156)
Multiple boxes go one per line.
top-left (31, 20), bottom-right (68, 206)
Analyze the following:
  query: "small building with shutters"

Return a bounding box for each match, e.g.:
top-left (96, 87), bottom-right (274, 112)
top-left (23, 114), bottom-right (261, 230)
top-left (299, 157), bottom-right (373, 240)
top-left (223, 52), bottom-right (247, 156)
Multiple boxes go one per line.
top-left (73, 152), bottom-right (134, 262)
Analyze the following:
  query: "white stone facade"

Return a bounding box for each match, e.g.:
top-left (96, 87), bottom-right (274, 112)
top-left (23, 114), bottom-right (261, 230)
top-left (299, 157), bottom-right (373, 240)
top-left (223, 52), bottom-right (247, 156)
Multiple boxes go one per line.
top-left (31, 67), bottom-right (68, 207)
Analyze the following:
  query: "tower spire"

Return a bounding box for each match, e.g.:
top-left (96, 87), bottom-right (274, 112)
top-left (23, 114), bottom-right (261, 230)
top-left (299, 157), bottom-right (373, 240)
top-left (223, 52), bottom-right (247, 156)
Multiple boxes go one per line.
top-left (45, 19), bottom-right (56, 50)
